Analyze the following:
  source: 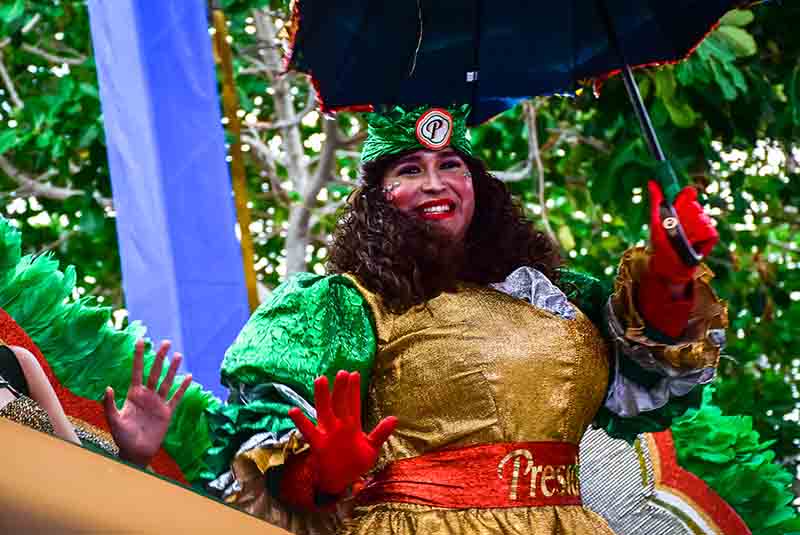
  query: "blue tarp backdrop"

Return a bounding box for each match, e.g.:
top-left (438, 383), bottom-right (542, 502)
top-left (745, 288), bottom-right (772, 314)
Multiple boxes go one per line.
top-left (87, 0), bottom-right (249, 398)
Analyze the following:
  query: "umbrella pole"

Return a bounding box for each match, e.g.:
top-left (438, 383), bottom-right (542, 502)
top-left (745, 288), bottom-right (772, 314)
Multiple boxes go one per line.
top-left (618, 65), bottom-right (666, 161)
top-left (596, 0), bottom-right (702, 266)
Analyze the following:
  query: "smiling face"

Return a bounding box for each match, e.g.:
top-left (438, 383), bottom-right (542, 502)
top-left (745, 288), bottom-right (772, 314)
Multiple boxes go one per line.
top-left (381, 149), bottom-right (475, 245)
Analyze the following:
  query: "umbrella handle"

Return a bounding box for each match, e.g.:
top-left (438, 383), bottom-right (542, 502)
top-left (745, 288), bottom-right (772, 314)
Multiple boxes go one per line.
top-left (653, 161), bottom-right (701, 266)
top-left (659, 201), bottom-right (703, 267)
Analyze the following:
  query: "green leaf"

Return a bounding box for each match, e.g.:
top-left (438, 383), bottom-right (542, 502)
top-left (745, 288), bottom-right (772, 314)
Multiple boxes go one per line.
top-left (51, 137), bottom-right (65, 160)
top-left (702, 34), bottom-right (737, 63)
top-left (607, 139), bottom-right (642, 180)
top-left (78, 203), bottom-right (106, 235)
top-left (720, 9), bottom-right (754, 28)
top-left (790, 67), bottom-right (800, 126)
top-left (0, 130), bottom-right (17, 155)
top-left (78, 125), bottom-right (99, 148)
top-left (0, 0), bottom-right (24, 24)
top-left (716, 26), bottom-right (758, 57)
top-left (57, 77), bottom-right (76, 103)
top-left (35, 130), bottom-right (53, 149)
top-left (710, 61), bottom-right (738, 101)
top-left (663, 97), bottom-right (698, 128)
top-left (653, 70), bottom-right (697, 127)
top-left (78, 83), bottom-right (99, 99)
top-left (654, 69), bottom-right (677, 100)
top-left (723, 61), bottom-right (748, 95)
top-left (638, 77), bottom-right (651, 100)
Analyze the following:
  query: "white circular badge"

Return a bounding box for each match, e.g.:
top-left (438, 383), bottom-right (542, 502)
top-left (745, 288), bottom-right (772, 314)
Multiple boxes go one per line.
top-left (415, 108), bottom-right (453, 150)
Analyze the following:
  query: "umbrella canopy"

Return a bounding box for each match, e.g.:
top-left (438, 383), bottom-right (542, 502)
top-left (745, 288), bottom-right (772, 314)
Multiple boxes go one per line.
top-left (287, 0), bottom-right (742, 124)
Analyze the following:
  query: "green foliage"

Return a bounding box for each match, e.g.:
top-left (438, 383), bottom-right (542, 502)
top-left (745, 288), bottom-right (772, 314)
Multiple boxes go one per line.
top-left (0, 1), bottom-right (119, 306)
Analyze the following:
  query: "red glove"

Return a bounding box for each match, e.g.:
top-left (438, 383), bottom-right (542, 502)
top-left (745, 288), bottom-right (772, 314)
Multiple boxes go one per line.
top-left (639, 181), bottom-right (719, 339)
top-left (283, 371), bottom-right (397, 505)
top-left (647, 181), bottom-right (718, 283)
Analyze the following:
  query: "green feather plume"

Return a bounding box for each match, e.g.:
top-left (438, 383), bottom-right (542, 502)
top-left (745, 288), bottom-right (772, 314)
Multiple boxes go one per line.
top-left (672, 388), bottom-right (800, 534)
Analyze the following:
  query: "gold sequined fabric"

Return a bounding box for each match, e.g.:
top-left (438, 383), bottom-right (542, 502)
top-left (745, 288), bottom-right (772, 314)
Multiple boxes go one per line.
top-left (611, 247), bottom-right (727, 370)
top-left (0, 396), bottom-right (119, 457)
top-left (0, 395), bottom-right (55, 435)
top-left (342, 502), bottom-right (614, 535)
top-left (345, 277), bottom-right (613, 534)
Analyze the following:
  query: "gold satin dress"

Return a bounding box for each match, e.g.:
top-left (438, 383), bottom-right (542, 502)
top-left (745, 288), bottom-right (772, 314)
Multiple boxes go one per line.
top-left (344, 278), bottom-right (616, 535)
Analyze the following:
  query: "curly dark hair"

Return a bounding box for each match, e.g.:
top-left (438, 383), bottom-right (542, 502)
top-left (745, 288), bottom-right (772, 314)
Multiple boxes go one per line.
top-left (327, 150), bottom-right (561, 312)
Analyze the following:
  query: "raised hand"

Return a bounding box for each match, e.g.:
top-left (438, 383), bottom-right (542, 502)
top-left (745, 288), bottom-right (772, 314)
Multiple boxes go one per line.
top-left (288, 371), bottom-right (397, 495)
top-left (648, 180), bottom-right (719, 283)
top-left (103, 339), bottom-right (192, 467)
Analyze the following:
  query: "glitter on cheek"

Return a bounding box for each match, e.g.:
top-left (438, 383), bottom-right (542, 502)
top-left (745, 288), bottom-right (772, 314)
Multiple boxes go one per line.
top-left (386, 183), bottom-right (420, 213)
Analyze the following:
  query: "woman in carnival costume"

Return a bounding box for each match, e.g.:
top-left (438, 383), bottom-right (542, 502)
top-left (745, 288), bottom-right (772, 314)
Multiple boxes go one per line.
top-left (193, 104), bottom-right (726, 535)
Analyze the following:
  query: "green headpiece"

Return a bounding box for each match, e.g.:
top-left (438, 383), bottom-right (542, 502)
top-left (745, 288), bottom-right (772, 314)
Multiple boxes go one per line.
top-left (360, 105), bottom-right (472, 163)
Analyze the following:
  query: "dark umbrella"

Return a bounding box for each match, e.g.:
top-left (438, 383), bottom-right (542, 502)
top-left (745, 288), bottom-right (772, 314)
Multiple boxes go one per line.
top-left (286, 0), bottom-right (753, 264)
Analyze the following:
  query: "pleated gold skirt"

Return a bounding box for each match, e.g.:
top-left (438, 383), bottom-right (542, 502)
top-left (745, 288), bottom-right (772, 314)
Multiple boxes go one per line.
top-left (342, 502), bottom-right (616, 535)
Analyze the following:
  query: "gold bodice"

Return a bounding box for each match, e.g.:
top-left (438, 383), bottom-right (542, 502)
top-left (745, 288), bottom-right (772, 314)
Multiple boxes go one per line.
top-left (350, 278), bottom-right (610, 467)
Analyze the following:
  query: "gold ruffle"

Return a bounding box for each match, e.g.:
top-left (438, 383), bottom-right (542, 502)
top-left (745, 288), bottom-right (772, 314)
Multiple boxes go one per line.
top-left (611, 247), bottom-right (728, 370)
top-left (223, 432), bottom-right (347, 535)
top-left (342, 502), bottom-right (615, 535)
top-left (232, 432), bottom-right (307, 478)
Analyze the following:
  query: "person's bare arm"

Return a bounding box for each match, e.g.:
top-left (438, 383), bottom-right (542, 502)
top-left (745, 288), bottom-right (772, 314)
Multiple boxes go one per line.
top-left (9, 346), bottom-right (80, 445)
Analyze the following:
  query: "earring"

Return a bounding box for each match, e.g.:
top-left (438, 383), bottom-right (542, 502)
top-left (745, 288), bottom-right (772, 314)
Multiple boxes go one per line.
top-left (464, 171), bottom-right (472, 179)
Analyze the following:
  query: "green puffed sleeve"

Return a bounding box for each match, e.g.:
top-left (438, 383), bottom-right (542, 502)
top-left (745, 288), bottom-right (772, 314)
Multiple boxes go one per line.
top-left (201, 273), bottom-right (377, 487)
top-left (220, 272), bottom-right (376, 397)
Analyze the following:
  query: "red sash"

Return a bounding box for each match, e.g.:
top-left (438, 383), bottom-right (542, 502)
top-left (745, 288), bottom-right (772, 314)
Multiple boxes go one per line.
top-left (357, 441), bottom-right (582, 509)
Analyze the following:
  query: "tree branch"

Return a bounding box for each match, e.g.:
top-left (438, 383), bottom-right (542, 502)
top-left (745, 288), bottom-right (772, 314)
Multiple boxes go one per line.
top-left (309, 194), bottom-right (349, 229)
top-left (242, 130), bottom-right (291, 205)
top-left (20, 43), bottom-right (86, 65)
top-left (240, 54), bottom-right (272, 77)
top-left (253, 7), bottom-right (308, 194)
top-left (304, 117), bottom-right (340, 208)
top-left (0, 156), bottom-right (111, 208)
top-left (545, 127), bottom-right (610, 153)
top-left (524, 100), bottom-right (555, 241)
top-left (40, 229), bottom-right (78, 253)
top-left (492, 130), bottom-right (534, 183)
top-left (0, 50), bottom-right (23, 109)
top-left (341, 130), bottom-right (368, 148)
top-left (250, 91), bottom-right (316, 131)
top-left (0, 13), bottom-right (42, 48)
top-left (21, 13), bottom-right (42, 35)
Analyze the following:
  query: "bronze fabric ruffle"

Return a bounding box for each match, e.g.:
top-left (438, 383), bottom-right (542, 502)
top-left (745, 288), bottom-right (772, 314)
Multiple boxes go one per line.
top-left (609, 247), bottom-right (727, 371)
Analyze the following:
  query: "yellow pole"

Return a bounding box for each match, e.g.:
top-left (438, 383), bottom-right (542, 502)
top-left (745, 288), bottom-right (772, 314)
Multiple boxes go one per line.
top-left (211, 6), bottom-right (260, 312)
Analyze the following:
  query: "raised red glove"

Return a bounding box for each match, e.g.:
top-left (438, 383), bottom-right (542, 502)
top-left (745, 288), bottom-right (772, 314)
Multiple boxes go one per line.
top-left (639, 181), bottom-right (719, 339)
top-left (647, 181), bottom-right (719, 283)
top-left (287, 371), bottom-right (397, 497)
